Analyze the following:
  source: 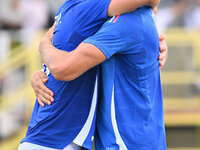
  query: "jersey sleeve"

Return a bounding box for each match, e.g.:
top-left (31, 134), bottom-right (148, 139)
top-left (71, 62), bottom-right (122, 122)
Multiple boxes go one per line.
top-left (73, 0), bottom-right (111, 36)
top-left (83, 14), bottom-right (143, 59)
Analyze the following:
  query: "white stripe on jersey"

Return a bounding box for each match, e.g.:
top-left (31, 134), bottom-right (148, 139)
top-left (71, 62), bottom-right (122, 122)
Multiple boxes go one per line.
top-left (111, 86), bottom-right (128, 150)
top-left (109, 16), bottom-right (116, 23)
top-left (73, 76), bottom-right (98, 146)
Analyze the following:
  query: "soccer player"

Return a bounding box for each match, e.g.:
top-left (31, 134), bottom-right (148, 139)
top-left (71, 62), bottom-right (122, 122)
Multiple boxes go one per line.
top-left (18, 0), bottom-right (165, 150)
top-left (36, 6), bottom-right (166, 149)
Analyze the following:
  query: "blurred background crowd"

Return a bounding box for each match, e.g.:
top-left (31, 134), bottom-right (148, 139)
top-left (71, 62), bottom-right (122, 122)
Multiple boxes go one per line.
top-left (0, 0), bottom-right (200, 149)
top-left (0, 0), bottom-right (65, 62)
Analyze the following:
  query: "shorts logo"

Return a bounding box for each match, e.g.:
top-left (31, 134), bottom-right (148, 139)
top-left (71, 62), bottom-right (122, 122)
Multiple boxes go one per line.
top-left (106, 148), bottom-right (115, 150)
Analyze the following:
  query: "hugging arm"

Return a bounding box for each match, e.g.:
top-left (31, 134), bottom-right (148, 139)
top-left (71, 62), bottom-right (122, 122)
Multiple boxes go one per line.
top-left (39, 24), bottom-right (167, 82)
top-left (107, 0), bottom-right (159, 17)
top-left (39, 24), bottom-right (106, 81)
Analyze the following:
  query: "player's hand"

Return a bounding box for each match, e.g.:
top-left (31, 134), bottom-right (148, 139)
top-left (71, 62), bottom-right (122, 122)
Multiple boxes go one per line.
top-left (31, 70), bottom-right (54, 107)
top-left (159, 34), bottom-right (168, 68)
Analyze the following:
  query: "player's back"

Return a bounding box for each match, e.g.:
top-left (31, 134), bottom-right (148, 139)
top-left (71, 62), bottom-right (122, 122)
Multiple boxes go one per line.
top-left (21, 0), bottom-right (111, 149)
top-left (89, 7), bottom-right (166, 150)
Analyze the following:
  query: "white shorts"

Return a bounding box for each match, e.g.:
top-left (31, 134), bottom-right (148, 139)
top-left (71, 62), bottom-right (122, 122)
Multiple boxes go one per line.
top-left (18, 142), bottom-right (81, 150)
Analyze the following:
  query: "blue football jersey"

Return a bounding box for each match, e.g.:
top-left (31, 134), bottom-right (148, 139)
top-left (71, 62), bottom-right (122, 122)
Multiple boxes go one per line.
top-left (84, 7), bottom-right (166, 150)
top-left (21, 0), bottom-right (111, 149)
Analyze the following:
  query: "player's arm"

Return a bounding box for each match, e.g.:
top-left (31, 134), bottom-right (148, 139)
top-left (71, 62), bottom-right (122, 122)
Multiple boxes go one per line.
top-left (107, 0), bottom-right (159, 17)
top-left (39, 25), bottom-right (106, 81)
top-left (40, 23), bottom-right (167, 82)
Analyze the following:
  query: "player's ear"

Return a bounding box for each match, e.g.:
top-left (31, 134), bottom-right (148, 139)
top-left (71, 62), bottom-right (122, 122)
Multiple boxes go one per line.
top-left (153, 7), bottom-right (157, 14)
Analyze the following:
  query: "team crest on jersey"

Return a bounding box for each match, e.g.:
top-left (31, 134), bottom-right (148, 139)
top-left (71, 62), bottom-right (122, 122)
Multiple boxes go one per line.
top-left (55, 13), bottom-right (62, 24)
top-left (43, 64), bottom-right (50, 76)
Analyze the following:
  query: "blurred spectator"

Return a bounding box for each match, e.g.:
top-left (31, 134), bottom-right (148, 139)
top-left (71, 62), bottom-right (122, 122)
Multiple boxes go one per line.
top-left (0, 31), bottom-right (10, 63)
top-left (0, 0), bottom-right (22, 29)
top-left (0, 0), bottom-right (49, 44)
top-left (157, 0), bottom-right (191, 32)
top-left (184, 0), bottom-right (200, 30)
top-left (18, 0), bottom-right (49, 44)
top-left (0, 0), bottom-right (20, 62)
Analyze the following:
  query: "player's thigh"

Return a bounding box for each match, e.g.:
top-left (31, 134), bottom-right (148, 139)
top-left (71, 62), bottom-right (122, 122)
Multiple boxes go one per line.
top-left (18, 142), bottom-right (81, 150)
top-left (18, 142), bottom-right (57, 150)
top-left (63, 143), bottom-right (81, 150)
